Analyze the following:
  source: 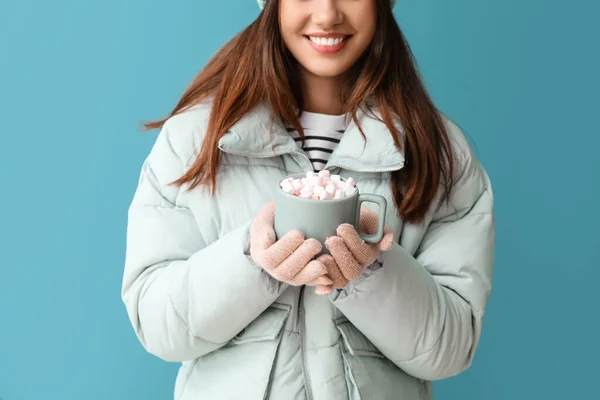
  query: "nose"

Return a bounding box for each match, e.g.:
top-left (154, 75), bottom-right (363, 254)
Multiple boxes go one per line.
top-left (311, 0), bottom-right (343, 28)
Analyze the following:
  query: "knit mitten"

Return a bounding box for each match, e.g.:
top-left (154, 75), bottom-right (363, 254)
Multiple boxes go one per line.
top-left (315, 206), bottom-right (394, 295)
top-left (250, 201), bottom-right (332, 286)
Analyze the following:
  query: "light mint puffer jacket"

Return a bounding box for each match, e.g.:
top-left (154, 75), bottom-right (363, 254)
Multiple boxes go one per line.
top-left (121, 100), bottom-right (495, 400)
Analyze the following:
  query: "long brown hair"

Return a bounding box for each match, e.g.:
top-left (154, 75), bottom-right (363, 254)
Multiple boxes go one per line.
top-left (144, 0), bottom-right (455, 223)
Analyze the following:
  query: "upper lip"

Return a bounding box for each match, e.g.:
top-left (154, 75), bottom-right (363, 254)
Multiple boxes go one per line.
top-left (305, 32), bottom-right (349, 38)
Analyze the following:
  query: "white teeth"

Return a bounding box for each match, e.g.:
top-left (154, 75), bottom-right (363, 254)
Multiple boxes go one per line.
top-left (308, 36), bottom-right (345, 46)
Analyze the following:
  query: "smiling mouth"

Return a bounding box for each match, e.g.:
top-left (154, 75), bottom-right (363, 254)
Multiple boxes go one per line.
top-left (304, 35), bottom-right (350, 47)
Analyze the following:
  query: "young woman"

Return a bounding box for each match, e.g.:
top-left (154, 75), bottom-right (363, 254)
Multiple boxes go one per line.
top-left (121, 0), bottom-right (495, 399)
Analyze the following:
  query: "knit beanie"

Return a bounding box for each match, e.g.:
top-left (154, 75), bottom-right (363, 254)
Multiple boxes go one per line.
top-left (257, 0), bottom-right (397, 10)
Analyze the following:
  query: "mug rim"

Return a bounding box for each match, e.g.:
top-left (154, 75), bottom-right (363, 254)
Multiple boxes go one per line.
top-left (278, 173), bottom-right (358, 203)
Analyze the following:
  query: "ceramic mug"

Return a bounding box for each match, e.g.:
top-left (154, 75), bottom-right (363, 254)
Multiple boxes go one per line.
top-left (274, 173), bottom-right (387, 251)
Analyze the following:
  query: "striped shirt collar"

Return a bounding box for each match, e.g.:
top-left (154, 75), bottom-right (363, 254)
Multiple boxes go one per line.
top-left (297, 110), bottom-right (347, 132)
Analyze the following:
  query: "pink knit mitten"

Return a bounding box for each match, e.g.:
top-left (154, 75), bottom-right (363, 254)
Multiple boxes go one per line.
top-left (315, 206), bottom-right (394, 295)
top-left (250, 201), bottom-right (332, 287)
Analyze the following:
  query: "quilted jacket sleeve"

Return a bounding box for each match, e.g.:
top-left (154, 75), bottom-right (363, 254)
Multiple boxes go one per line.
top-left (121, 122), bottom-right (286, 363)
top-left (331, 138), bottom-right (495, 381)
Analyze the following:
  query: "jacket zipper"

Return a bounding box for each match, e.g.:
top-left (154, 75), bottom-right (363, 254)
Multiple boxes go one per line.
top-left (297, 286), bottom-right (311, 400)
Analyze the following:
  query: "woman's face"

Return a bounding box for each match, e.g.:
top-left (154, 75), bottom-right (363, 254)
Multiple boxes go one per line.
top-left (279, 0), bottom-right (377, 79)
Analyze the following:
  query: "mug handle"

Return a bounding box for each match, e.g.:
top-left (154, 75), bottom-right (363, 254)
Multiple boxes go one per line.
top-left (354, 193), bottom-right (387, 244)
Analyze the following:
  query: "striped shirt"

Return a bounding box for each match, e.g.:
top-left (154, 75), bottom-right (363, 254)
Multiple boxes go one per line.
top-left (288, 111), bottom-right (346, 172)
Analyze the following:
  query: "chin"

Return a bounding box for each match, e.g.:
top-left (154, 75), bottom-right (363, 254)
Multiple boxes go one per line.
top-left (301, 63), bottom-right (352, 79)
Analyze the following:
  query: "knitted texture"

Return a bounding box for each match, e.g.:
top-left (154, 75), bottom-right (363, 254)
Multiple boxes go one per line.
top-left (315, 206), bottom-right (394, 295)
top-left (257, 0), bottom-right (397, 10)
top-left (250, 201), bottom-right (332, 286)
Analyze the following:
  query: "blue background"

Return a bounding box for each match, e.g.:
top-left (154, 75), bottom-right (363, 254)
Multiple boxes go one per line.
top-left (1, 0), bottom-right (598, 399)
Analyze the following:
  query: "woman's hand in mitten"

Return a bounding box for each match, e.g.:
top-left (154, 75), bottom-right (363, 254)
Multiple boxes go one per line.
top-left (250, 201), bottom-right (332, 287)
top-left (315, 206), bottom-right (394, 295)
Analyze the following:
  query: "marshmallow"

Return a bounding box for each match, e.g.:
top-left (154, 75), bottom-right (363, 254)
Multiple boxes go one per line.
top-left (281, 180), bottom-right (293, 192)
top-left (300, 190), bottom-right (312, 199)
top-left (300, 185), bottom-right (313, 197)
top-left (309, 176), bottom-right (324, 186)
top-left (318, 170), bottom-right (331, 178)
top-left (325, 184), bottom-right (336, 196)
top-left (292, 180), bottom-right (304, 192)
top-left (319, 190), bottom-right (332, 200)
top-left (346, 177), bottom-right (356, 187)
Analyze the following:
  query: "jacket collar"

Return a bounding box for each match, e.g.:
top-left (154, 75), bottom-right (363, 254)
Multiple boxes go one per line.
top-left (218, 101), bottom-right (405, 172)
